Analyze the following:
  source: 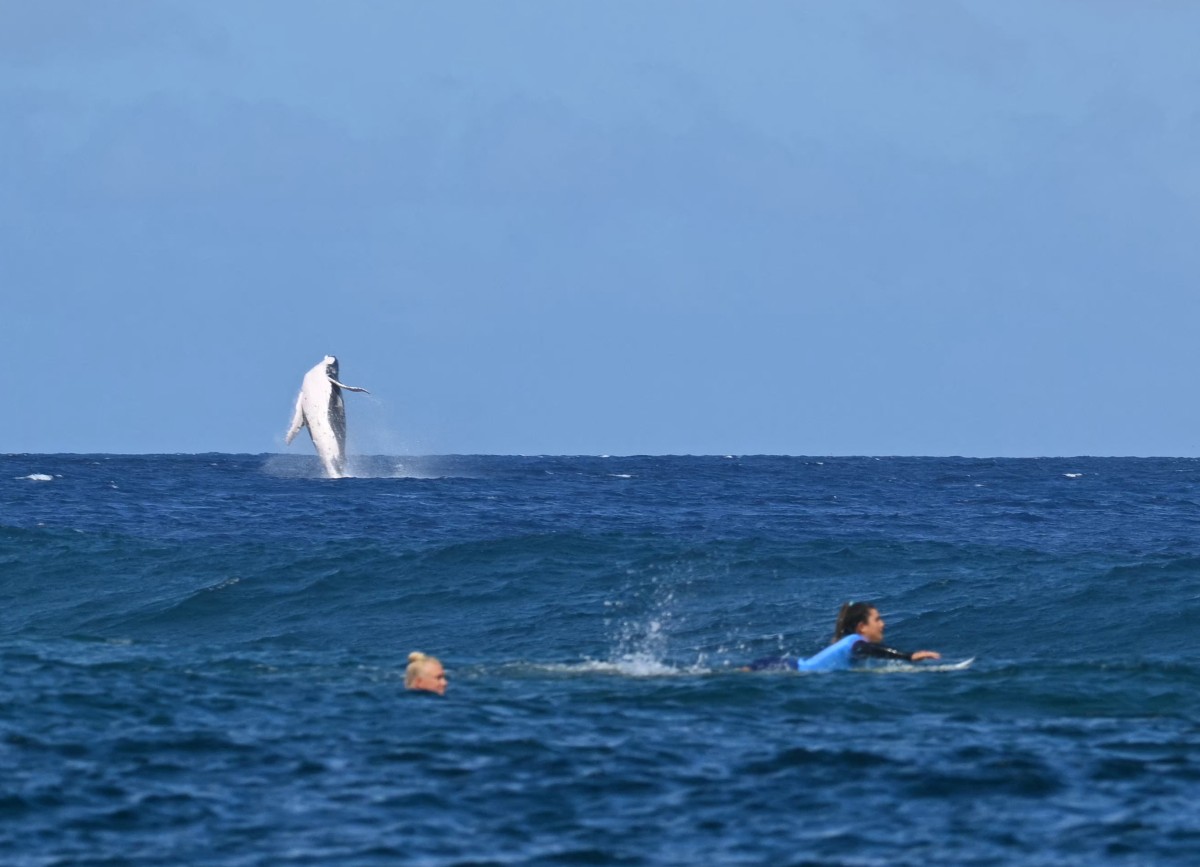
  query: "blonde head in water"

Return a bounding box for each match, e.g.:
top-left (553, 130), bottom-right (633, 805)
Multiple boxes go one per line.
top-left (405, 652), bottom-right (448, 695)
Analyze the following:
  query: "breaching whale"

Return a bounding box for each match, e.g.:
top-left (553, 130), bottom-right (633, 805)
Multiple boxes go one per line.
top-left (285, 355), bottom-right (370, 478)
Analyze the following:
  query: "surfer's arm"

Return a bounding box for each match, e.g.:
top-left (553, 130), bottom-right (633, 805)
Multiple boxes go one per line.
top-left (853, 643), bottom-right (941, 662)
top-left (285, 392), bottom-right (306, 444)
top-left (328, 378), bottom-right (370, 394)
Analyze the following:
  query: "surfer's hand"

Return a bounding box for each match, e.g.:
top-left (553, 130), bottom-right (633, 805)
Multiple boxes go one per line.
top-left (910, 650), bottom-right (941, 662)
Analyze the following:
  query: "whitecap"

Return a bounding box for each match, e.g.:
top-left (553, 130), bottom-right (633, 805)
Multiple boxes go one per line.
top-left (21, 473), bottom-right (53, 482)
top-left (205, 577), bottom-right (241, 592)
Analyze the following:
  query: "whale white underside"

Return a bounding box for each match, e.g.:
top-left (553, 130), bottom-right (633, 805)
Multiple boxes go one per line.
top-left (285, 359), bottom-right (367, 479)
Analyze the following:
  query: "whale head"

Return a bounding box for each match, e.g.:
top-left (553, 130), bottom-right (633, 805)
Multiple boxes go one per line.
top-left (323, 355), bottom-right (339, 377)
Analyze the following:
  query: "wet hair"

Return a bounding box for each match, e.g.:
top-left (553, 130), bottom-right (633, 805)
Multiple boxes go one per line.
top-left (405, 651), bottom-right (441, 688)
top-left (832, 601), bottom-right (876, 643)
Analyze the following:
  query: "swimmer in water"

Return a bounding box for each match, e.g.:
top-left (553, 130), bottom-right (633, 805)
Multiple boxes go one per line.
top-left (405, 651), bottom-right (448, 695)
top-left (744, 601), bottom-right (941, 672)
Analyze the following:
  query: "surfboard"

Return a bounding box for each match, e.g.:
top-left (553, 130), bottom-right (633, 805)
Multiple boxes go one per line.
top-left (863, 657), bottom-right (975, 673)
top-left (924, 656), bottom-right (975, 672)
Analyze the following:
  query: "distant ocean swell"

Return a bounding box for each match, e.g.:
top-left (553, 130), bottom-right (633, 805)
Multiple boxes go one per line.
top-left (4, 520), bottom-right (1197, 672)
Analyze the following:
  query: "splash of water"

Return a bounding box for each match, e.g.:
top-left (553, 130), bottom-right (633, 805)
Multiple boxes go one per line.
top-left (603, 568), bottom-right (711, 675)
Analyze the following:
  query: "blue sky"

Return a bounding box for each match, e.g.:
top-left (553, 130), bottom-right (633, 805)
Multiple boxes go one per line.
top-left (4, 1), bottom-right (1200, 456)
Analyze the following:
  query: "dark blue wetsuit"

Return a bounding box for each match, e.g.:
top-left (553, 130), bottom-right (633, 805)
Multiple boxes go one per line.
top-left (747, 634), bottom-right (917, 672)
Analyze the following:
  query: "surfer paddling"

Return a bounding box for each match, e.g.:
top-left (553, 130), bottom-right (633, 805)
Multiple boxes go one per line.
top-left (744, 601), bottom-right (941, 672)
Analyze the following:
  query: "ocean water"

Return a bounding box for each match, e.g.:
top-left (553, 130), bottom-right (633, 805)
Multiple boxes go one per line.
top-left (2, 453), bottom-right (1198, 866)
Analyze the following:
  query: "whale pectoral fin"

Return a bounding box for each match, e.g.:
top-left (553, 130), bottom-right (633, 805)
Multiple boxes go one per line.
top-left (285, 393), bottom-right (306, 444)
top-left (328, 377), bottom-right (370, 394)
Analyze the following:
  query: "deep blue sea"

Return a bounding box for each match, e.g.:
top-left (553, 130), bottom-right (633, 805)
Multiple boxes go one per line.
top-left (3, 453), bottom-right (1199, 865)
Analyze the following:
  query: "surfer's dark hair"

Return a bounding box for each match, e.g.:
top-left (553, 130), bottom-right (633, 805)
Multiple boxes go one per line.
top-left (833, 601), bottom-right (876, 643)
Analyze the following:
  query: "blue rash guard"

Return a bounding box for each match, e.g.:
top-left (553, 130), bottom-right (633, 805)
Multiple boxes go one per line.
top-left (795, 634), bottom-right (868, 671)
top-left (746, 634), bottom-right (916, 672)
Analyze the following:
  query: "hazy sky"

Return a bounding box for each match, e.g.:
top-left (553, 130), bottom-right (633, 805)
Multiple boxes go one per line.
top-left (5, 1), bottom-right (1200, 456)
